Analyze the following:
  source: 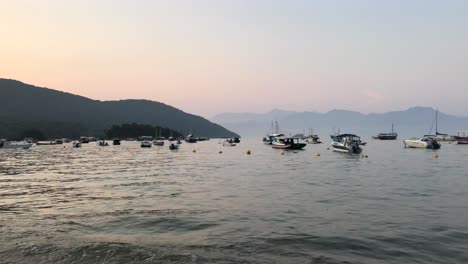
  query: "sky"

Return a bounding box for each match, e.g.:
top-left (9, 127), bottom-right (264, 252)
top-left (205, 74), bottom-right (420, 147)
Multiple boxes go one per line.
top-left (1, 0), bottom-right (468, 117)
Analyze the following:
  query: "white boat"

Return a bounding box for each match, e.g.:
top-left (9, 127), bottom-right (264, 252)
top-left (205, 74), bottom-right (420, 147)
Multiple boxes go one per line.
top-left (141, 141), bottom-right (152, 148)
top-left (36, 141), bottom-right (56, 146)
top-left (403, 136), bottom-right (441, 149)
top-left (0, 140), bottom-right (33, 149)
top-left (331, 134), bottom-right (363, 154)
top-left (72, 141), bottom-right (81, 148)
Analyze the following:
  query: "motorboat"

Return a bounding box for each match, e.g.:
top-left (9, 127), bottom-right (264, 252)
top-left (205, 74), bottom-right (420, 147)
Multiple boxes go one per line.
top-left (153, 140), bottom-right (164, 146)
top-left (0, 139), bottom-right (33, 149)
top-left (403, 136), bottom-right (441, 149)
top-left (112, 138), bottom-right (121, 145)
top-left (97, 140), bottom-right (109, 147)
top-left (455, 131), bottom-right (468, 145)
top-left (272, 137), bottom-right (306, 150)
top-left (169, 143), bottom-right (179, 150)
top-left (233, 137), bottom-right (240, 143)
top-left (72, 141), bottom-right (81, 148)
top-left (141, 141), bottom-right (152, 148)
top-left (331, 134), bottom-right (363, 154)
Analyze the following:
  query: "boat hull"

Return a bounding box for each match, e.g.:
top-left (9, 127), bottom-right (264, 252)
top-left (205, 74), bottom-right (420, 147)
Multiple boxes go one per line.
top-left (331, 144), bottom-right (362, 154)
top-left (272, 143), bottom-right (306, 150)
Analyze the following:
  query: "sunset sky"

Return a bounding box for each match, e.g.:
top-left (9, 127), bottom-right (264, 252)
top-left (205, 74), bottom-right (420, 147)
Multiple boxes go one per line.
top-left (1, 0), bottom-right (467, 117)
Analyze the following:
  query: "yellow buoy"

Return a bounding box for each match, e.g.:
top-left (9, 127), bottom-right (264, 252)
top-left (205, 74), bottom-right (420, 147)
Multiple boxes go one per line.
top-left (246, 150), bottom-right (251, 155)
top-left (316, 153), bottom-right (320, 157)
top-left (193, 149), bottom-right (196, 153)
top-left (433, 154), bottom-right (438, 158)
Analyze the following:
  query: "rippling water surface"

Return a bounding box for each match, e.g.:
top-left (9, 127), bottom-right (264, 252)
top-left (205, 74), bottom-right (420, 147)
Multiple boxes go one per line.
top-left (1, 139), bottom-right (467, 263)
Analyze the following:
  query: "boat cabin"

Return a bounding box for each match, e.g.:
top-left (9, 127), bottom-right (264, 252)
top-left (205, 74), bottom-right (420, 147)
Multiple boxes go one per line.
top-left (332, 134), bottom-right (361, 143)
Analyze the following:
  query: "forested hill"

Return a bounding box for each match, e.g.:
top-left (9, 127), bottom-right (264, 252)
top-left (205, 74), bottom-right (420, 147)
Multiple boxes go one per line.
top-left (0, 79), bottom-right (238, 139)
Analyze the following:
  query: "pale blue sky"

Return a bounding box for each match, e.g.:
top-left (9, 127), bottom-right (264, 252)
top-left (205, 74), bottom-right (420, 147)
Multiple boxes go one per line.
top-left (1, 0), bottom-right (467, 117)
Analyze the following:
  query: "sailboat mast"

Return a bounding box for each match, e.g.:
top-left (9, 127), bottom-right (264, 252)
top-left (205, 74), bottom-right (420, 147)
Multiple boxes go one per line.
top-left (435, 109), bottom-right (438, 135)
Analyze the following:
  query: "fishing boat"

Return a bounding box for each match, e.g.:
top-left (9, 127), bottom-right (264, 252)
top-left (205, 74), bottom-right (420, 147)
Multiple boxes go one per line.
top-left (373, 123), bottom-right (398, 140)
top-left (169, 143), bottom-right (179, 150)
top-left (403, 136), bottom-right (441, 149)
top-left (304, 129), bottom-right (321, 144)
top-left (272, 137), bottom-right (306, 150)
top-left (454, 131), bottom-right (468, 145)
top-left (113, 138), bottom-right (121, 145)
top-left (0, 139), bottom-right (33, 149)
top-left (141, 141), bottom-right (152, 148)
top-left (331, 134), bottom-right (363, 154)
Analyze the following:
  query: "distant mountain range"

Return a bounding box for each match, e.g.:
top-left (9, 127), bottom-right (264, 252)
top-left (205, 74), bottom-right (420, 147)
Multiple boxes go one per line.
top-left (211, 108), bottom-right (468, 138)
top-left (0, 79), bottom-right (238, 139)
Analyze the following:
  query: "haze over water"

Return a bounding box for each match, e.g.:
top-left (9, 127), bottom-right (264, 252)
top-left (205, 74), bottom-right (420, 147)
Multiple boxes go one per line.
top-left (1, 140), bottom-right (467, 263)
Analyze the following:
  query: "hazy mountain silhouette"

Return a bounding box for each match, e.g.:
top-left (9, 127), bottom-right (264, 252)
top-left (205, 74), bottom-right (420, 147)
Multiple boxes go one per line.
top-left (212, 108), bottom-right (468, 138)
top-left (0, 79), bottom-right (238, 139)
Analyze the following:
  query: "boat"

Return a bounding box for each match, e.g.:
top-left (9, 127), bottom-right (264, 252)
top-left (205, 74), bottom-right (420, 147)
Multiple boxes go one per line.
top-left (403, 136), bottom-right (441, 149)
top-left (0, 139), bottom-right (33, 149)
top-left (36, 141), bottom-right (56, 146)
top-left (185, 134), bottom-right (197, 143)
top-left (141, 141), bottom-right (152, 148)
top-left (272, 137), bottom-right (306, 150)
top-left (54, 139), bottom-right (63, 145)
top-left (432, 109), bottom-right (455, 142)
top-left (263, 133), bottom-right (284, 145)
top-left (79, 136), bottom-right (90, 143)
top-left (233, 137), bottom-right (240, 143)
top-left (223, 138), bottom-right (236, 146)
top-left (454, 131), bottom-right (468, 145)
top-left (153, 140), bottom-right (164, 146)
top-left (169, 143), bottom-right (179, 150)
top-left (72, 141), bottom-right (81, 148)
top-left (373, 123), bottom-right (398, 140)
top-left (97, 140), bottom-right (109, 146)
top-left (304, 129), bottom-right (321, 144)
top-left (138, 136), bottom-right (154, 141)
top-left (263, 121), bottom-right (283, 145)
top-left (113, 138), bottom-right (121, 145)
top-left (331, 134), bottom-right (363, 154)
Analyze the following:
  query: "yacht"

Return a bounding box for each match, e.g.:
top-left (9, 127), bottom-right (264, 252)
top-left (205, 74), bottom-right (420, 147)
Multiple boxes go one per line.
top-left (72, 141), bottom-right (81, 148)
top-left (403, 136), bottom-right (441, 149)
top-left (331, 134), bottom-right (363, 154)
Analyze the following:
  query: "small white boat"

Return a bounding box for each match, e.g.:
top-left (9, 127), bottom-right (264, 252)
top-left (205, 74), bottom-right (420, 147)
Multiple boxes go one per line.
top-left (141, 141), bottom-right (152, 148)
top-left (0, 140), bottom-right (33, 149)
top-left (72, 141), bottom-right (81, 148)
top-left (331, 134), bottom-right (363, 154)
top-left (403, 136), bottom-right (441, 149)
